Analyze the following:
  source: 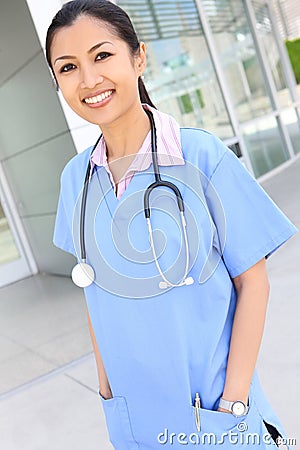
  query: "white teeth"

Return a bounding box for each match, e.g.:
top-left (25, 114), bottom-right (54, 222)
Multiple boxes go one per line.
top-left (84, 90), bottom-right (113, 104)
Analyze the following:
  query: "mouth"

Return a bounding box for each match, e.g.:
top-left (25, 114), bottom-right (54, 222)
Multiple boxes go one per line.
top-left (83, 90), bottom-right (114, 105)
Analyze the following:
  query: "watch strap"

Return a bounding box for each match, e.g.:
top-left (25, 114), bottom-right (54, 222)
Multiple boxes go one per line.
top-left (219, 398), bottom-right (248, 415)
top-left (219, 398), bottom-right (234, 411)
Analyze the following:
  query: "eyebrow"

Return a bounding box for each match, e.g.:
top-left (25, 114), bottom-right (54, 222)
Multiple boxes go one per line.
top-left (53, 41), bottom-right (113, 65)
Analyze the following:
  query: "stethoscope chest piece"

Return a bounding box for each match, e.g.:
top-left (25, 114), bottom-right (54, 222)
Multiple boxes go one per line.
top-left (71, 262), bottom-right (95, 288)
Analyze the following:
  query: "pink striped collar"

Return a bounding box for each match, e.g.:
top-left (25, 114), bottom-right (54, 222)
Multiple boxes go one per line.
top-left (89, 105), bottom-right (184, 181)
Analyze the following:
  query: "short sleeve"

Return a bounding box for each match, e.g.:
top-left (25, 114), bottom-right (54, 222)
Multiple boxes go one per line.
top-left (53, 186), bottom-right (76, 256)
top-left (204, 144), bottom-right (298, 278)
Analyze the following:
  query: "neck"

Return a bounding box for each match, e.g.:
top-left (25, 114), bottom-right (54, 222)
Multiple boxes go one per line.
top-left (100, 103), bottom-right (151, 163)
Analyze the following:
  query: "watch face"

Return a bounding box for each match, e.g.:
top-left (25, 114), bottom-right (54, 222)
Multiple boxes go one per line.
top-left (232, 401), bottom-right (247, 417)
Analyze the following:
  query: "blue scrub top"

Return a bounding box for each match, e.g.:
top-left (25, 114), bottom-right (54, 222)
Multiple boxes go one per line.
top-left (54, 128), bottom-right (297, 449)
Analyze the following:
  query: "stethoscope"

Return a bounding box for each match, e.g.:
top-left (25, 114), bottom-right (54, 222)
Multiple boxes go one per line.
top-left (71, 108), bottom-right (194, 289)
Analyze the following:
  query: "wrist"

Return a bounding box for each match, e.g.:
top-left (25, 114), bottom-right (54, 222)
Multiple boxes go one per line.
top-left (221, 395), bottom-right (249, 405)
top-left (218, 406), bottom-right (231, 414)
top-left (222, 388), bottom-right (249, 406)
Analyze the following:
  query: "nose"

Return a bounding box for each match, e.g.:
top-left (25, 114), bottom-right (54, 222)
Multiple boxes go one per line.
top-left (80, 64), bottom-right (104, 89)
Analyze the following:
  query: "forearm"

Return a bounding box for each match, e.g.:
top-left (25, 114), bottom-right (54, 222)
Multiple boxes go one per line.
top-left (221, 258), bottom-right (270, 405)
top-left (86, 306), bottom-right (113, 399)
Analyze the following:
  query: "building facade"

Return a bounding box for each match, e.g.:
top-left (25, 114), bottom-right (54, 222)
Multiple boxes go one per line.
top-left (0, 0), bottom-right (299, 287)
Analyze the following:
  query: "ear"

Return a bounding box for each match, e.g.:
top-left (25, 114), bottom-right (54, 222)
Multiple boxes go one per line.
top-left (135, 42), bottom-right (147, 77)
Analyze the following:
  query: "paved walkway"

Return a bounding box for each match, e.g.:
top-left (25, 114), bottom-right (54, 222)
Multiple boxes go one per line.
top-left (0, 157), bottom-right (299, 449)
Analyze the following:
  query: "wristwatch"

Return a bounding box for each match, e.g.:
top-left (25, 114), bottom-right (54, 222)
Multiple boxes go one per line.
top-left (218, 398), bottom-right (248, 417)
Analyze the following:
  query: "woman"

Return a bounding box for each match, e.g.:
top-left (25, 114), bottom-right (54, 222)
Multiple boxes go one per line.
top-left (46, 1), bottom-right (297, 448)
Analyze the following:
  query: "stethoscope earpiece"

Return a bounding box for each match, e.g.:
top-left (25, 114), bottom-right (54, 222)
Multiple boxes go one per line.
top-left (159, 281), bottom-right (169, 290)
top-left (184, 277), bottom-right (194, 286)
top-left (159, 276), bottom-right (194, 290)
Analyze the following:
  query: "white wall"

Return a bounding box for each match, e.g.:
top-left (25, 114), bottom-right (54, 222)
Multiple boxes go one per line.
top-left (26, 0), bottom-right (101, 154)
top-left (0, 0), bottom-right (77, 275)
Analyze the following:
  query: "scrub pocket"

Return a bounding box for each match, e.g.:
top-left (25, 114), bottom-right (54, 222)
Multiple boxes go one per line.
top-left (190, 403), bottom-right (245, 436)
top-left (190, 385), bottom-right (285, 449)
top-left (100, 395), bottom-right (139, 450)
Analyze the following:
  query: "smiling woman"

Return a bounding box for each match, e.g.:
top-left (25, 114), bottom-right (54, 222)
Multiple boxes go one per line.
top-left (48, 17), bottom-right (145, 130)
top-left (46, 2), bottom-right (155, 132)
top-left (46, 1), bottom-right (297, 449)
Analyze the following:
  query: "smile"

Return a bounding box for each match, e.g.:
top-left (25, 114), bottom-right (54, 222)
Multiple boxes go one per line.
top-left (83, 90), bottom-right (113, 104)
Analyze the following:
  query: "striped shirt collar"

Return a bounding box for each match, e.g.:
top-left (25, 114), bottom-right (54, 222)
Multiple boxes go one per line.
top-left (89, 105), bottom-right (184, 180)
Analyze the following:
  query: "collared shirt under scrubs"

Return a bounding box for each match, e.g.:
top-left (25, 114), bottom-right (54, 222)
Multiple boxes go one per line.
top-left (53, 105), bottom-right (297, 449)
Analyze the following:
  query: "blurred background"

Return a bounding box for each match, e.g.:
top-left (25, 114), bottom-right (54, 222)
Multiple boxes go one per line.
top-left (0, 1), bottom-right (299, 449)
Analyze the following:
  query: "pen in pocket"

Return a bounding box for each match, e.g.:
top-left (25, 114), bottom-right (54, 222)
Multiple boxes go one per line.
top-left (194, 392), bottom-right (201, 432)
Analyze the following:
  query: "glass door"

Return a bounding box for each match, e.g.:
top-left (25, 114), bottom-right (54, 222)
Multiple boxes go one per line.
top-left (119, 0), bottom-right (234, 140)
top-left (0, 164), bottom-right (34, 287)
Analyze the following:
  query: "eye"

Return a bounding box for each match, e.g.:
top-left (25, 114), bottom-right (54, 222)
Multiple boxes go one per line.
top-left (95, 52), bottom-right (112, 61)
top-left (60, 63), bottom-right (76, 73)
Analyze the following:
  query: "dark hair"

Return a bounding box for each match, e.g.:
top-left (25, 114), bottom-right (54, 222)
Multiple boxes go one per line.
top-left (45, 0), bottom-right (155, 108)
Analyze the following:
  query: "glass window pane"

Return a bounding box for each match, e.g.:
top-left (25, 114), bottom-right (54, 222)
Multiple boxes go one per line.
top-left (272, 1), bottom-right (300, 100)
top-left (281, 108), bottom-right (300, 154)
top-left (252, 0), bottom-right (292, 108)
top-left (202, 0), bottom-right (272, 123)
top-left (0, 202), bottom-right (20, 265)
top-left (119, 0), bottom-right (234, 140)
top-left (242, 116), bottom-right (289, 177)
top-left (285, 38), bottom-right (300, 99)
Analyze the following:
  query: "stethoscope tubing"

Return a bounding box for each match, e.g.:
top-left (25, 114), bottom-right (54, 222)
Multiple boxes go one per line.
top-left (79, 135), bottom-right (102, 261)
top-left (143, 109), bottom-right (185, 219)
top-left (73, 108), bottom-right (194, 289)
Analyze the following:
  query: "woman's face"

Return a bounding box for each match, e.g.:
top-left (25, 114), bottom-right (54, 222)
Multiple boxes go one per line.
top-left (50, 16), bottom-right (146, 127)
